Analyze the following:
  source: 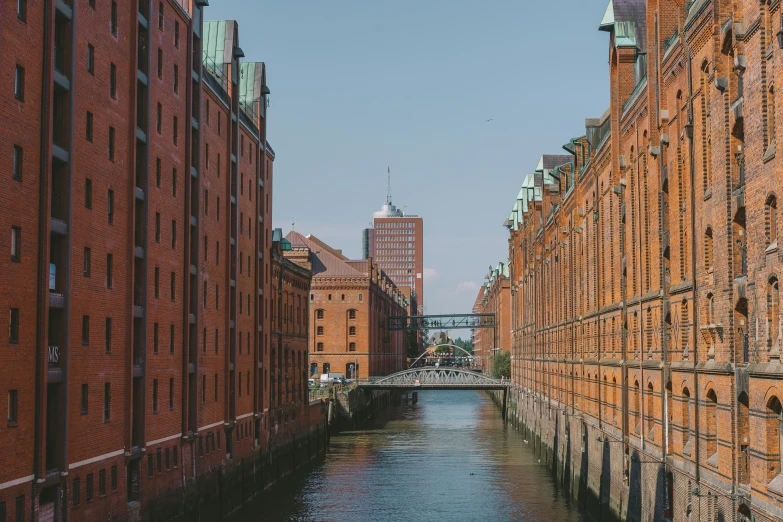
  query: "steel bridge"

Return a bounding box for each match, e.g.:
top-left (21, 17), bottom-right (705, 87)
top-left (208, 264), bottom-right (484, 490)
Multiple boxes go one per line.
top-left (358, 367), bottom-right (509, 390)
top-left (357, 367), bottom-right (511, 418)
top-left (387, 313), bottom-right (495, 331)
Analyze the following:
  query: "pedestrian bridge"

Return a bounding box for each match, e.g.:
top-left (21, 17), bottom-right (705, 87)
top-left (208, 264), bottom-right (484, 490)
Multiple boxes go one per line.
top-left (358, 367), bottom-right (510, 390)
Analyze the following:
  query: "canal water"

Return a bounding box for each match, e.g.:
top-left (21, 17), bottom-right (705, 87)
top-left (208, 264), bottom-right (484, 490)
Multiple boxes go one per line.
top-left (234, 391), bottom-right (586, 521)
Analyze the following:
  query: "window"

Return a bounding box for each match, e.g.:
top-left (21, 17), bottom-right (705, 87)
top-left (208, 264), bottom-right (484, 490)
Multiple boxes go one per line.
top-left (682, 387), bottom-right (691, 450)
top-left (174, 21), bottom-right (180, 48)
top-left (170, 271), bottom-right (175, 301)
top-left (169, 324), bottom-right (174, 354)
top-left (217, 197), bottom-right (220, 219)
top-left (157, 49), bottom-right (163, 78)
top-left (349, 309), bottom-right (356, 319)
top-left (173, 116), bottom-right (178, 145)
top-left (11, 226), bottom-right (20, 262)
top-left (85, 179), bottom-right (92, 209)
top-left (169, 378), bottom-right (174, 409)
top-left (152, 323), bottom-right (159, 354)
top-left (201, 375), bottom-right (206, 403)
top-left (7, 390), bottom-right (18, 424)
top-left (83, 247), bottom-right (91, 276)
top-left (238, 372), bottom-right (242, 397)
top-left (171, 220), bottom-right (177, 249)
top-left (216, 286), bottom-right (219, 309)
top-left (14, 65), bottom-right (24, 100)
top-left (81, 384), bottom-right (88, 415)
top-left (172, 168), bottom-right (177, 195)
top-left (110, 63), bottom-right (116, 98)
top-left (86, 112), bottom-right (93, 142)
top-left (770, 85), bottom-right (777, 148)
top-left (165, 448), bottom-right (170, 470)
top-left (173, 64), bottom-right (178, 93)
top-left (204, 189), bottom-right (209, 215)
top-left (156, 158), bottom-right (161, 187)
top-left (157, 103), bottom-right (162, 133)
top-left (218, 112), bottom-right (221, 135)
top-left (766, 396), bottom-right (783, 480)
top-left (206, 100), bottom-right (210, 125)
top-left (17, 0), bottom-right (26, 21)
top-left (103, 383), bottom-right (111, 421)
top-left (9, 308), bottom-right (19, 343)
top-left (105, 317), bottom-right (112, 353)
top-left (706, 389), bottom-right (718, 462)
top-left (73, 478), bottom-right (80, 506)
top-left (154, 267), bottom-right (159, 297)
top-left (766, 195), bottom-right (778, 247)
top-left (111, 466), bottom-right (117, 491)
top-left (317, 342), bottom-right (323, 352)
top-left (349, 342), bottom-right (356, 352)
top-left (111, 1), bottom-right (117, 35)
top-left (769, 277), bottom-right (780, 353)
top-left (317, 326), bottom-right (324, 336)
top-left (155, 213), bottom-right (160, 242)
top-left (86, 473), bottom-right (94, 502)
top-left (107, 190), bottom-right (114, 224)
top-left (359, 294), bottom-right (363, 302)
top-left (152, 379), bottom-right (158, 413)
top-left (173, 446), bottom-right (178, 467)
top-left (147, 455), bottom-right (153, 476)
top-left (216, 241), bottom-right (220, 265)
top-left (81, 315), bottom-right (90, 345)
top-left (108, 127), bottom-right (115, 161)
top-left (13, 145), bottom-right (22, 181)
top-left (349, 326), bottom-right (356, 336)
top-left (99, 469), bottom-right (106, 496)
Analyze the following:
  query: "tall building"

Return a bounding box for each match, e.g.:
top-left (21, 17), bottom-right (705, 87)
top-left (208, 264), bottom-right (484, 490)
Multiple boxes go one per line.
top-left (286, 231), bottom-right (410, 379)
top-left (365, 178), bottom-right (424, 308)
top-left (0, 5), bottom-right (322, 521)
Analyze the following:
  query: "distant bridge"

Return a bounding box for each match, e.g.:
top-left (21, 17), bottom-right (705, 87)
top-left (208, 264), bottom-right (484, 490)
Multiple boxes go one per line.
top-left (358, 367), bottom-right (509, 390)
top-left (357, 367), bottom-right (511, 418)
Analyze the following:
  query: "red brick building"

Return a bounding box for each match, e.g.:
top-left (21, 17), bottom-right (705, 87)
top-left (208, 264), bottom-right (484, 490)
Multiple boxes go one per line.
top-left (0, 3), bottom-right (322, 521)
top-left (367, 199), bottom-right (424, 309)
top-left (473, 263), bottom-right (511, 372)
top-left (503, 1), bottom-right (783, 521)
top-left (269, 230), bottom-right (312, 442)
top-left (286, 231), bottom-right (409, 379)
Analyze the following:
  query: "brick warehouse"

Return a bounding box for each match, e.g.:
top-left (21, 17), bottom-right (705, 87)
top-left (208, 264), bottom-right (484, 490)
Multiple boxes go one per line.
top-left (0, 1), bottom-right (325, 521)
top-left (472, 262), bottom-right (512, 372)
top-left (503, 1), bottom-right (783, 521)
top-left (285, 231), bottom-right (410, 380)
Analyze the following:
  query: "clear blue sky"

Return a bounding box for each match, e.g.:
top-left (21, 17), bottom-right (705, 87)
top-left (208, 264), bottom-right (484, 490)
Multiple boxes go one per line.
top-left (208, 0), bottom-right (611, 324)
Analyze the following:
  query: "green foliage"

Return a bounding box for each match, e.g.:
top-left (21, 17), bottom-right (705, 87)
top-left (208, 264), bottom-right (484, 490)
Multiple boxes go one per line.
top-left (435, 345), bottom-right (451, 354)
top-left (490, 351), bottom-right (511, 379)
top-left (453, 337), bottom-right (473, 355)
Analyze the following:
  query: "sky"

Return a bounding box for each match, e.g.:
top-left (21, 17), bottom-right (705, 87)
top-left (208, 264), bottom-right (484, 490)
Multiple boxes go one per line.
top-left (208, 0), bottom-right (611, 324)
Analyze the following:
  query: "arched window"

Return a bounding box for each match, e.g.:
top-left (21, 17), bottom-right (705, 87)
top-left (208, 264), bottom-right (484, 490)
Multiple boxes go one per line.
top-left (738, 392), bottom-right (750, 484)
top-left (770, 84), bottom-right (777, 146)
top-left (316, 342), bottom-right (323, 352)
top-left (603, 375), bottom-right (609, 418)
top-left (317, 326), bottom-right (324, 336)
top-left (349, 342), bottom-right (356, 352)
top-left (706, 389), bottom-right (718, 464)
top-left (766, 396), bottom-right (782, 481)
top-left (349, 326), bottom-right (356, 336)
top-left (766, 195), bottom-right (778, 247)
top-left (316, 309), bottom-right (324, 320)
top-left (768, 277), bottom-right (780, 354)
top-left (634, 380), bottom-right (640, 434)
top-left (704, 227), bottom-right (713, 271)
top-left (705, 293), bottom-right (715, 326)
top-left (612, 377), bottom-right (618, 424)
top-left (348, 309), bottom-right (356, 320)
top-left (647, 382), bottom-right (654, 438)
top-left (683, 387), bottom-right (692, 454)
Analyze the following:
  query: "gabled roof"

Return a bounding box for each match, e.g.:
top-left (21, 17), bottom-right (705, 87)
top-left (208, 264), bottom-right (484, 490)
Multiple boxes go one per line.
top-left (285, 231), bottom-right (364, 278)
top-left (598, 0), bottom-right (646, 51)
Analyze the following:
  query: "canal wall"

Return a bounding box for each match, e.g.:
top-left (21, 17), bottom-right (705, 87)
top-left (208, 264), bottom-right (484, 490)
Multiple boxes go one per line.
top-left (329, 386), bottom-right (397, 432)
top-left (132, 401), bottom-right (329, 522)
top-left (491, 387), bottom-right (674, 522)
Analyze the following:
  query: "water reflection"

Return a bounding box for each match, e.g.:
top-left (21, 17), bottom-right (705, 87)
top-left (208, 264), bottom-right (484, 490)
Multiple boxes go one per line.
top-left (234, 391), bottom-right (585, 522)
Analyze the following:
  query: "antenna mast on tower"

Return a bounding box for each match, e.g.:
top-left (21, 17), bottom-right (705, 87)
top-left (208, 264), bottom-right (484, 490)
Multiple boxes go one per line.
top-left (386, 166), bottom-right (392, 205)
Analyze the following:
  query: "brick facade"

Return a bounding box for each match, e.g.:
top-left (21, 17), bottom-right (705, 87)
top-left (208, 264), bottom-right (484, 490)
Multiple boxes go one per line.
top-left (0, 2), bottom-right (316, 520)
top-left (503, 1), bottom-right (783, 521)
top-left (472, 263), bottom-right (511, 372)
top-left (286, 231), bottom-right (409, 380)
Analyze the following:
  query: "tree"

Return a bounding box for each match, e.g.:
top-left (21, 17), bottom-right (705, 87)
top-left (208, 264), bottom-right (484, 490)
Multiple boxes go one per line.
top-left (435, 344), bottom-right (451, 355)
top-left (490, 351), bottom-right (510, 379)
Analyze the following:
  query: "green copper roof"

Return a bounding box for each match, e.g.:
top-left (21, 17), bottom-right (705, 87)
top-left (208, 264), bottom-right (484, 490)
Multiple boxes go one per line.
top-left (599, 1), bottom-right (614, 30)
top-left (239, 62), bottom-right (263, 106)
top-left (203, 20), bottom-right (236, 68)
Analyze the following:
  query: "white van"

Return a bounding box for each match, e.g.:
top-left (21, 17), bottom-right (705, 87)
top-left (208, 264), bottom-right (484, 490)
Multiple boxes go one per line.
top-left (320, 372), bottom-right (347, 386)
